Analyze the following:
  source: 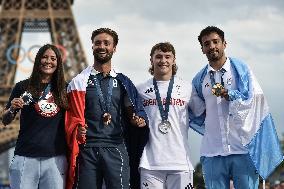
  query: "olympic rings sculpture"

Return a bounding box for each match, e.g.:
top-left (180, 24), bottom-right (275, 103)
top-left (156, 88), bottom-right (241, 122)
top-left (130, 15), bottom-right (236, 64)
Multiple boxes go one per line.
top-left (5, 44), bottom-right (67, 73)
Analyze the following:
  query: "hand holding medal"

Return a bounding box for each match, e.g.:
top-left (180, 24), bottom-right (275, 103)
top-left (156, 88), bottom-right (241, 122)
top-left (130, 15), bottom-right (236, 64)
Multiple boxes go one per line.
top-left (20, 91), bottom-right (34, 105)
top-left (211, 83), bottom-right (224, 97)
top-left (209, 69), bottom-right (229, 100)
top-left (211, 84), bottom-right (229, 100)
top-left (8, 91), bottom-right (33, 114)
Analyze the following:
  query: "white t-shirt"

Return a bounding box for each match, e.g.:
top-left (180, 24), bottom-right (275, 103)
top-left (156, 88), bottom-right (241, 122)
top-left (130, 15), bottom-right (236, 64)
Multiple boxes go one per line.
top-left (137, 76), bottom-right (194, 171)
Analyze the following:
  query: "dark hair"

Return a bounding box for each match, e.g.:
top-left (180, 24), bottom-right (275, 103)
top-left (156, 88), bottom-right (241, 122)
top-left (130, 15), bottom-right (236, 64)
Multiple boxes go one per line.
top-left (27, 44), bottom-right (68, 109)
top-left (198, 26), bottom-right (225, 46)
top-left (91, 28), bottom-right (119, 46)
top-left (150, 42), bottom-right (176, 58)
top-left (149, 42), bottom-right (177, 76)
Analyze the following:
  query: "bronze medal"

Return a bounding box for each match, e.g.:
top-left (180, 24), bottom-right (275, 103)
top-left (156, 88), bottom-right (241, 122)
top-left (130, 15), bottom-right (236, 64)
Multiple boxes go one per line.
top-left (102, 112), bottom-right (112, 126)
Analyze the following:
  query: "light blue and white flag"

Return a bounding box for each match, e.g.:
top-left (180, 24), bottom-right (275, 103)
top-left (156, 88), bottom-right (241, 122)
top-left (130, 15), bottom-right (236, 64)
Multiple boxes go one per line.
top-left (189, 57), bottom-right (283, 179)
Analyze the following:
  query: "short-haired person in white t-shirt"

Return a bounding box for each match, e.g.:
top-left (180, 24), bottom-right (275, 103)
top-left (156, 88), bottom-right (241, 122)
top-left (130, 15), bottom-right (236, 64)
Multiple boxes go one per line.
top-left (137, 42), bottom-right (194, 189)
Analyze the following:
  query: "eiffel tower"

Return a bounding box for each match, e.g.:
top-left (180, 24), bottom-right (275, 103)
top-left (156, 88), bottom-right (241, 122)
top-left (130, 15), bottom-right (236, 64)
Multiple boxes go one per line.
top-left (0, 0), bottom-right (88, 181)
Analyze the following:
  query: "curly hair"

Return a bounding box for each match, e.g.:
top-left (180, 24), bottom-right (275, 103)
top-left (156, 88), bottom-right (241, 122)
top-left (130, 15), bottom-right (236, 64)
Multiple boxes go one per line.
top-left (198, 26), bottom-right (225, 46)
top-left (91, 28), bottom-right (119, 46)
top-left (27, 44), bottom-right (68, 110)
top-left (149, 42), bottom-right (177, 76)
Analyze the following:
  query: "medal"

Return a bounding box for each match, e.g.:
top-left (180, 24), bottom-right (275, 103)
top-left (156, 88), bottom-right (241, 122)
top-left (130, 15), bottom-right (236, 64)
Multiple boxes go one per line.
top-left (211, 83), bottom-right (224, 97)
top-left (209, 69), bottom-right (226, 97)
top-left (158, 120), bottom-right (171, 134)
top-left (93, 73), bottom-right (114, 126)
top-left (102, 112), bottom-right (112, 126)
top-left (20, 91), bottom-right (34, 105)
top-left (153, 77), bottom-right (174, 134)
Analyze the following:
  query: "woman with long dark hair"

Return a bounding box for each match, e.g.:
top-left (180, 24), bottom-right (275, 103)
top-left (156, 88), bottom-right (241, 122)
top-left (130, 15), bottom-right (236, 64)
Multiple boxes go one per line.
top-left (2, 44), bottom-right (68, 189)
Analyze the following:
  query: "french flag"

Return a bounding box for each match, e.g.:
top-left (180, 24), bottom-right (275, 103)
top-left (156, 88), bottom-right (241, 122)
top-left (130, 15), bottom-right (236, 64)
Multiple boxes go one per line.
top-left (65, 66), bottom-right (92, 189)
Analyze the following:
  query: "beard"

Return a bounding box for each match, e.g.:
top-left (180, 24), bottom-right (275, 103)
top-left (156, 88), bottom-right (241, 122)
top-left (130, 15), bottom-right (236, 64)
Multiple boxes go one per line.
top-left (93, 48), bottom-right (114, 64)
top-left (206, 50), bottom-right (224, 62)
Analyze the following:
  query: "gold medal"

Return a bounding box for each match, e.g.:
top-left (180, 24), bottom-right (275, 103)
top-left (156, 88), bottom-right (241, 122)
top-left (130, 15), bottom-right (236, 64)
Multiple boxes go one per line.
top-left (102, 112), bottom-right (112, 126)
top-left (211, 83), bottom-right (224, 97)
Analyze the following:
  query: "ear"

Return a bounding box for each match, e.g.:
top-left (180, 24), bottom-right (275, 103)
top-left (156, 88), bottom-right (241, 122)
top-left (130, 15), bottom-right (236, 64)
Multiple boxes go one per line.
top-left (113, 46), bottom-right (117, 53)
top-left (150, 57), bottom-right (154, 66)
top-left (223, 40), bottom-right (227, 48)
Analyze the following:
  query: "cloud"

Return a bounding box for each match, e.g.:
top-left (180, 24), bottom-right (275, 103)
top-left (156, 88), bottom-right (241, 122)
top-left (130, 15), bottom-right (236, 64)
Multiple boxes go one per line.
top-left (13, 0), bottom-right (283, 166)
top-left (73, 3), bottom-right (284, 165)
top-left (73, 0), bottom-right (284, 24)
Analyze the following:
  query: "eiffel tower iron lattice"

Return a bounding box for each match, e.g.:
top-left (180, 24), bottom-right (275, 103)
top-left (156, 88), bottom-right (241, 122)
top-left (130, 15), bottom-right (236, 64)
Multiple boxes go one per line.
top-left (0, 0), bottom-right (88, 154)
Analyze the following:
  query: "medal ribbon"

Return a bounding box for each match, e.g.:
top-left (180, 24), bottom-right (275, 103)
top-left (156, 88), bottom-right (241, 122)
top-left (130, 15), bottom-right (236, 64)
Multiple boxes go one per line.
top-left (153, 76), bottom-right (174, 122)
top-left (209, 70), bottom-right (216, 87)
top-left (39, 83), bottom-right (51, 100)
top-left (93, 75), bottom-right (114, 113)
top-left (209, 68), bottom-right (226, 86)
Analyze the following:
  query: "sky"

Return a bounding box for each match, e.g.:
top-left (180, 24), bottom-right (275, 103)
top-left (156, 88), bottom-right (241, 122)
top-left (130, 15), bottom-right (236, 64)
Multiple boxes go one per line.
top-left (13, 0), bottom-right (284, 166)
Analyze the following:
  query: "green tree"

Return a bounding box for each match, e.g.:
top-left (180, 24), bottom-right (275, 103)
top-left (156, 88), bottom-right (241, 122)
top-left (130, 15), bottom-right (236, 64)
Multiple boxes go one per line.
top-left (193, 162), bottom-right (205, 189)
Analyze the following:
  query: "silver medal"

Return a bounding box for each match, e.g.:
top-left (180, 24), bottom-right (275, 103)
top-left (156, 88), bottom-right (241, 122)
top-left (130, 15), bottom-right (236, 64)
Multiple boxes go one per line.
top-left (20, 91), bottom-right (34, 105)
top-left (158, 120), bottom-right (171, 134)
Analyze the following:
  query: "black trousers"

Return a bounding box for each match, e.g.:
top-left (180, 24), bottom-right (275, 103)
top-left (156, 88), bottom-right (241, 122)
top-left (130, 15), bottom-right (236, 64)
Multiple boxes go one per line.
top-left (75, 144), bottom-right (130, 189)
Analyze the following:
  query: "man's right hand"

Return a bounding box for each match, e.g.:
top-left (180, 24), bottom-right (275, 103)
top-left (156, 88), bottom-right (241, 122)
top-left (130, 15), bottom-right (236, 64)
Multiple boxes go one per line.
top-left (77, 124), bottom-right (88, 143)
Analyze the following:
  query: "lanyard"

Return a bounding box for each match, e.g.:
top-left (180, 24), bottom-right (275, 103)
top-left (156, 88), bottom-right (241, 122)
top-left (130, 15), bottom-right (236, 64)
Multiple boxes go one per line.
top-left (39, 83), bottom-right (51, 100)
top-left (93, 75), bottom-right (114, 113)
top-left (153, 77), bottom-right (174, 122)
top-left (209, 68), bottom-right (226, 86)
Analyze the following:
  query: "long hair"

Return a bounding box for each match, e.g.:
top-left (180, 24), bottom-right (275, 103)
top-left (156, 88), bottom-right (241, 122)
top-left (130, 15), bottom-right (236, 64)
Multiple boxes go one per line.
top-left (27, 44), bottom-right (68, 109)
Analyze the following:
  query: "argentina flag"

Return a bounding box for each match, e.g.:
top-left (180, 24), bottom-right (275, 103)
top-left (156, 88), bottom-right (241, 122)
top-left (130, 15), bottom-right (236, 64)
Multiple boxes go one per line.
top-left (189, 57), bottom-right (283, 179)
